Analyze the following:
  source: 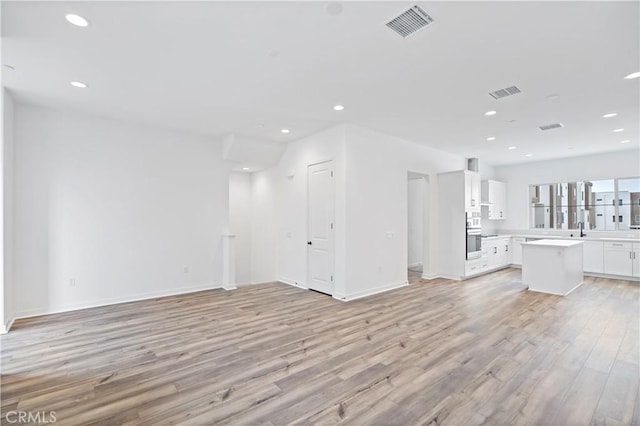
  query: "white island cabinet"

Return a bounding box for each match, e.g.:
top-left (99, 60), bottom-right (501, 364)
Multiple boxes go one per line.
top-left (522, 239), bottom-right (584, 296)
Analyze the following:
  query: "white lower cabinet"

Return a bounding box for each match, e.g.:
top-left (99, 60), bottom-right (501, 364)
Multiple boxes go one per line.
top-left (583, 241), bottom-right (604, 273)
top-left (496, 238), bottom-right (511, 266)
top-left (466, 236), bottom-right (640, 279)
top-left (466, 237), bottom-right (511, 276)
top-left (505, 237), bottom-right (637, 278)
top-left (487, 241), bottom-right (500, 269)
top-left (604, 242), bottom-right (634, 276)
top-left (511, 237), bottom-right (525, 265)
top-left (465, 258), bottom-right (483, 276)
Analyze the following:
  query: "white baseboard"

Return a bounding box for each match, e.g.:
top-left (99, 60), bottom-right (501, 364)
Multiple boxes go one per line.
top-left (278, 277), bottom-right (308, 290)
top-left (222, 284), bottom-right (237, 291)
top-left (11, 282), bottom-right (223, 323)
top-left (437, 273), bottom-right (463, 281)
top-left (583, 272), bottom-right (640, 282)
top-left (332, 292), bottom-right (347, 300)
top-left (237, 280), bottom-right (282, 287)
top-left (526, 281), bottom-right (584, 296)
top-left (421, 273), bottom-right (440, 280)
top-left (564, 281), bottom-right (585, 296)
top-left (1, 317), bottom-right (15, 334)
top-left (333, 280), bottom-right (408, 302)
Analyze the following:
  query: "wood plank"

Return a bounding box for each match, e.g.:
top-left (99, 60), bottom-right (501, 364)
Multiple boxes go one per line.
top-left (1, 271), bottom-right (637, 424)
top-left (592, 360), bottom-right (639, 425)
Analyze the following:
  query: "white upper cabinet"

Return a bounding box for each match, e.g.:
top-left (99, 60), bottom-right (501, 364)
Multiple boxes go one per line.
top-left (482, 179), bottom-right (507, 220)
top-left (465, 172), bottom-right (481, 210)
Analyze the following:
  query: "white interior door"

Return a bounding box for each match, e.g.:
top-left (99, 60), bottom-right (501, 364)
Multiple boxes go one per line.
top-left (307, 160), bottom-right (334, 295)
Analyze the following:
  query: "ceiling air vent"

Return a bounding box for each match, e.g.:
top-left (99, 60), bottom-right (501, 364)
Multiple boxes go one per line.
top-left (538, 123), bottom-right (565, 131)
top-left (386, 5), bottom-right (434, 38)
top-left (489, 86), bottom-right (522, 100)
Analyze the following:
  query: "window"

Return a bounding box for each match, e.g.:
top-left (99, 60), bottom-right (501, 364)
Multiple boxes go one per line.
top-left (529, 177), bottom-right (640, 231)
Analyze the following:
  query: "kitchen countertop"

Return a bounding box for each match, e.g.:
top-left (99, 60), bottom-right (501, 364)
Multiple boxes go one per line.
top-left (521, 239), bottom-right (584, 247)
top-left (480, 235), bottom-right (511, 240)
top-left (481, 234), bottom-right (640, 243)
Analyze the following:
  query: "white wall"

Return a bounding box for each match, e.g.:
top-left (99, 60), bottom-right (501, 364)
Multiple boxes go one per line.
top-left (13, 105), bottom-right (231, 318)
top-left (407, 177), bottom-right (423, 267)
top-left (1, 88), bottom-right (15, 332)
top-left (250, 169), bottom-right (278, 284)
top-left (253, 123), bottom-right (482, 299)
top-left (344, 125), bottom-right (465, 297)
top-left (250, 125), bottom-right (347, 293)
top-left (493, 149), bottom-right (640, 233)
top-left (229, 172), bottom-right (252, 285)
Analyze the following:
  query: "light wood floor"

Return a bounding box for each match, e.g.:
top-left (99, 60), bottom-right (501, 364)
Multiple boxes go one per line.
top-left (1, 269), bottom-right (639, 425)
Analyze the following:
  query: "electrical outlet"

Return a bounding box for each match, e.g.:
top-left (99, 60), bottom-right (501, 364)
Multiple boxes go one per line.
top-left (183, 266), bottom-right (189, 274)
top-left (69, 278), bottom-right (76, 287)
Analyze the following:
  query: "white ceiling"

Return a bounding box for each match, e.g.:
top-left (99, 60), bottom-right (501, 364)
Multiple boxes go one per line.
top-left (2, 1), bottom-right (639, 166)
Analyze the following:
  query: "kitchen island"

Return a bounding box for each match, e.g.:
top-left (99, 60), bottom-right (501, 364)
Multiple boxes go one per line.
top-left (521, 239), bottom-right (584, 296)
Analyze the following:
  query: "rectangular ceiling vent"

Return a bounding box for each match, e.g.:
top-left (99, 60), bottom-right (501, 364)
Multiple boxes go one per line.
top-left (489, 86), bottom-right (522, 100)
top-left (386, 5), bottom-right (434, 38)
top-left (538, 123), bottom-right (565, 131)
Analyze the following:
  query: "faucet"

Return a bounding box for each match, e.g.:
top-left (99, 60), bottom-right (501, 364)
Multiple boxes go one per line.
top-left (579, 222), bottom-right (586, 237)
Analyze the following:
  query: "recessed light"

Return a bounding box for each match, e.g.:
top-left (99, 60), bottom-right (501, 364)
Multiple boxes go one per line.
top-left (508, 146), bottom-right (517, 150)
top-left (242, 167), bottom-right (250, 170)
top-left (620, 140), bottom-right (631, 144)
top-left (70, 81), bottom-right (87, 88)
top-left (525, 154), bottom-right (533, 157)
top-left (333, 105), bottom-right (345, 111)
top-left (624, 71), bottom-right (640, 80)
top-left (65, 14), bottom-right (89, 27)
top-left (613, 128), bottom-right (624, 133)
top-left (484, 110), bottom-right (497, 116)
top-left (602, 113), bottom-right (617, 118)
top-left (486, 137), bottom-right (496, 141)
top-left (281, 129), bottom-right (290, 134)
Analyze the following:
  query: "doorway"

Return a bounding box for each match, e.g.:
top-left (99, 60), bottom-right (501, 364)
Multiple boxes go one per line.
top-left (407, 172), bottom-right (430, 281)
top-left (307, 160), bottom-right (335, 295)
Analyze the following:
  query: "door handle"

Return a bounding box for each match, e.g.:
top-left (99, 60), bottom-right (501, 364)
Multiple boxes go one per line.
top-left (307, 241), bottom-right (312, 245)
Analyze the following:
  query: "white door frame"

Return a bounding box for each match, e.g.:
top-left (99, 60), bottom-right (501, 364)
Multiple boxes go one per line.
top-left (407, 171), bottom-right (434, 279)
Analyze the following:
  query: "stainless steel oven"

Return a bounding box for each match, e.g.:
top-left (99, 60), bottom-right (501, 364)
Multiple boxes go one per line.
top-left (466, 225), bottom-right (482, 260)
